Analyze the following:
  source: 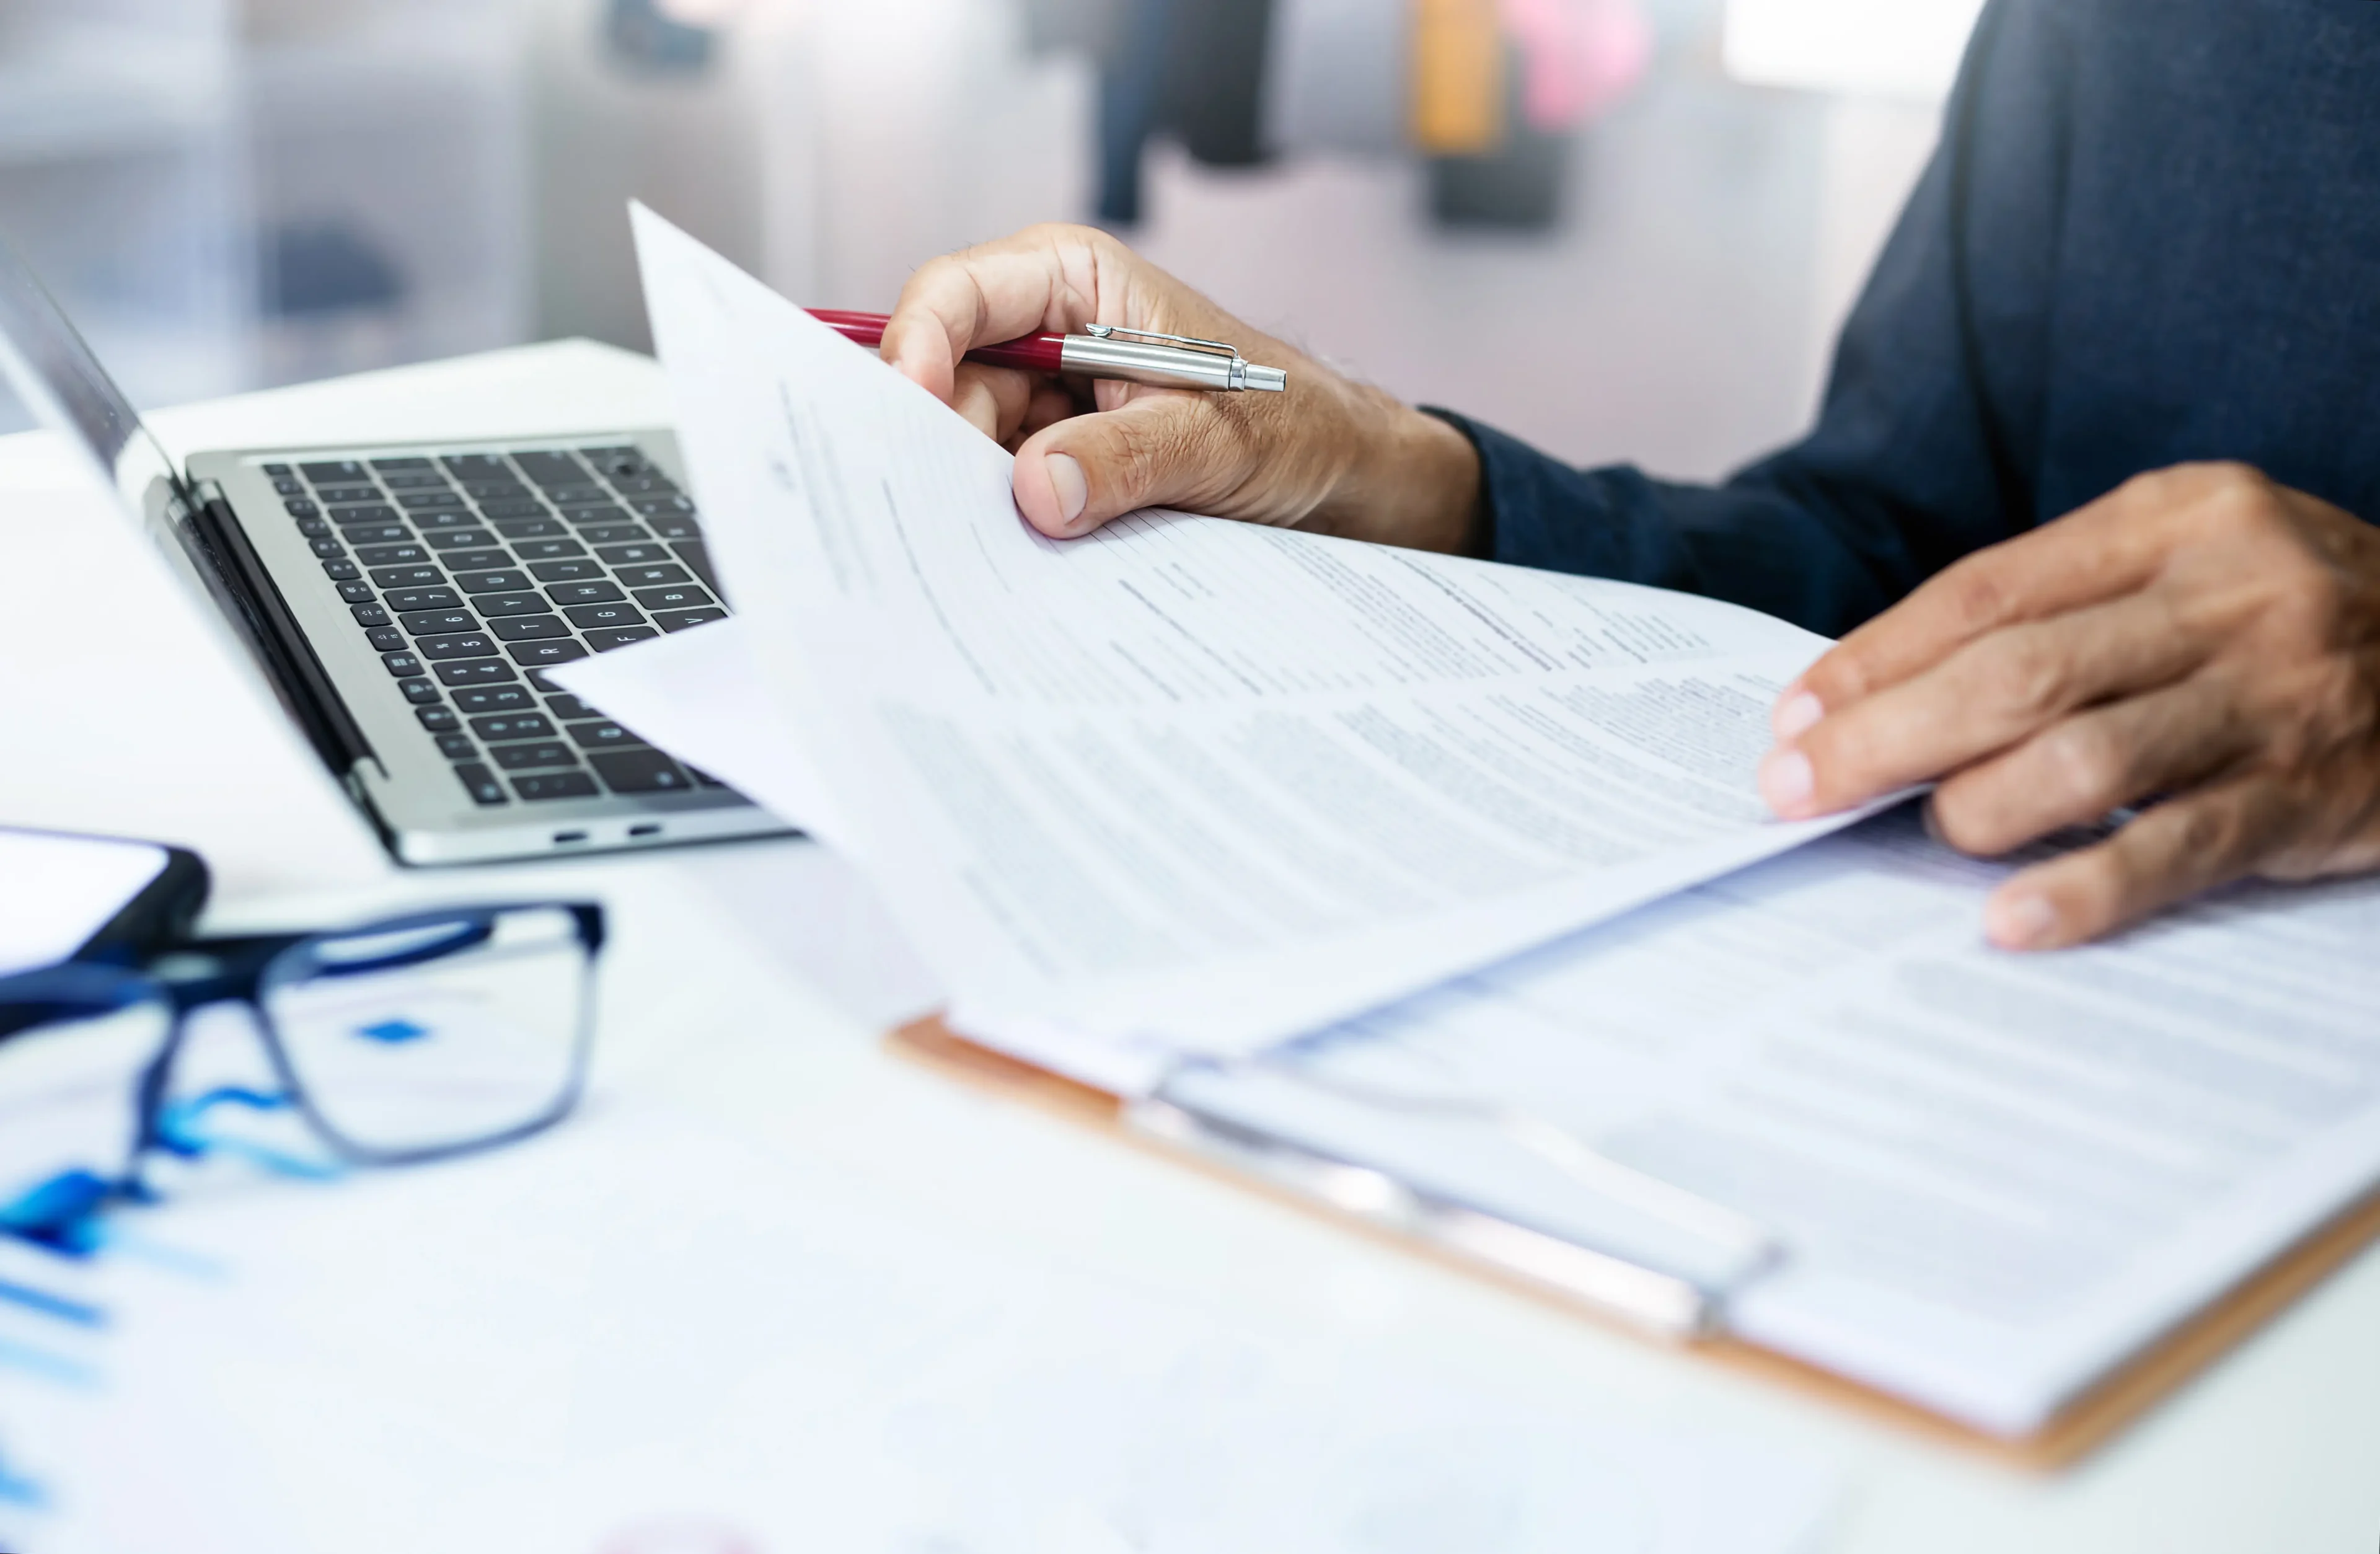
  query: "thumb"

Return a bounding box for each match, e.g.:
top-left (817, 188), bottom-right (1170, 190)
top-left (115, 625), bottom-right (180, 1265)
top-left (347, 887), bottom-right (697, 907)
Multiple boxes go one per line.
top-left (1012, 395), bottom-right (1249, 538)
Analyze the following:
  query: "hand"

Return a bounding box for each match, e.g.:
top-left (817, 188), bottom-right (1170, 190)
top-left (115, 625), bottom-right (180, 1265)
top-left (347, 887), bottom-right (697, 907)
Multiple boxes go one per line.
top-left (1756, 462), bottom-right (2380, 949)
top-left (881, 224), bottom-right (1481, 552)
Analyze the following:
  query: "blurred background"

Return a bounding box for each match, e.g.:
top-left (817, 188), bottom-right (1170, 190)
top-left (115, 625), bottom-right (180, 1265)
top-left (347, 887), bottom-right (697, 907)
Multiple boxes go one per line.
top-left (0, 0), bottom-right (1981, 479)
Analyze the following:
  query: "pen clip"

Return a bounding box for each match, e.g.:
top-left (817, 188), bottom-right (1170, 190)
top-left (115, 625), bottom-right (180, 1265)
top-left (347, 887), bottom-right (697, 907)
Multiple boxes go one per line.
top-left (1078, 324), bottom-right (1244, 361)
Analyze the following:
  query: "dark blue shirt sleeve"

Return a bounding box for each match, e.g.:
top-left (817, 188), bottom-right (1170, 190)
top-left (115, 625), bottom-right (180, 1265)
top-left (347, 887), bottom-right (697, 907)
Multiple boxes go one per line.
top-left (1430, 0), bottom-right (2074, 638)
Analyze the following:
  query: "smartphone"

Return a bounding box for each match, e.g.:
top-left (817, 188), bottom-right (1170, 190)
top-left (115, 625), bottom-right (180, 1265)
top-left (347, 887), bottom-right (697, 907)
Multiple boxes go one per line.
top-left (0, 828), bottom-right (210, 981)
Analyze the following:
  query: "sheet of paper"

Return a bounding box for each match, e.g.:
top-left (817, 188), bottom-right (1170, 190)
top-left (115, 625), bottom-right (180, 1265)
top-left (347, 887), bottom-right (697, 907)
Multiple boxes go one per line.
top-left (0, 831), bottom-right (170, 979)
top-left (0, 1096), bottom-right (1839, 1554)
top-left (628, 205), bottom-right (1872, 1058)
top-left (1162, 806), bottom-right (2380, 1435)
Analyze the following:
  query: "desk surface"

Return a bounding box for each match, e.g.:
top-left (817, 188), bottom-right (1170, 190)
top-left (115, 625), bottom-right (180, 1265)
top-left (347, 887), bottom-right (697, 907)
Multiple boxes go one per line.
top-left (1, 340), bottom-right (2373, 1553)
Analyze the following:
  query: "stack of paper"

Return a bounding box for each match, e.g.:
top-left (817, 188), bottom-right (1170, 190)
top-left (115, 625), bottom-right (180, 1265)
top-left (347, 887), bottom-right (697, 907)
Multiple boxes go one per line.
top-left (561, 212), bottom-right (2380, 1441)
top-left (583, 208), bottom-right (1869, 1089)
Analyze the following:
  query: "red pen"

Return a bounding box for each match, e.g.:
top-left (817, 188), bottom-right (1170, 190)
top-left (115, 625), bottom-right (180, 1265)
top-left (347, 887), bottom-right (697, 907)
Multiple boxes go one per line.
top-left (806, 309), bottom-right (1288, 394)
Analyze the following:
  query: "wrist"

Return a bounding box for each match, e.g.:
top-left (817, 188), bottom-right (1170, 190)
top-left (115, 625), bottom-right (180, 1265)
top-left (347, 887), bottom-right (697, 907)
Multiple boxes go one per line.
top-left (1311, 387), bottom-right (1484, 555)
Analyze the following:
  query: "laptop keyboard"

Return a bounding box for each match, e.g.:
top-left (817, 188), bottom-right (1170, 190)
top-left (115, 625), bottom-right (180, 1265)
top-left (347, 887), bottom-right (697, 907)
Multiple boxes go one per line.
top-left (268, 446), bottom-right (734, 808)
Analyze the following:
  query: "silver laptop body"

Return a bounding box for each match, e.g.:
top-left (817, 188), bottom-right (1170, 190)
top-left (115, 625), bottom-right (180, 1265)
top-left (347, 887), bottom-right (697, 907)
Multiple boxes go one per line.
top-left (0, 241), bottom-right (790, 865)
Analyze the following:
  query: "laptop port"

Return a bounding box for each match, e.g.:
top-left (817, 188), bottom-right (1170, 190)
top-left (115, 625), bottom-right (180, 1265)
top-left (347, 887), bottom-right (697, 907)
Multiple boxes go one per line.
top-left (628, 823), bottom-right (662, 837)
top-left (552, 830), bottom-right (589, 844)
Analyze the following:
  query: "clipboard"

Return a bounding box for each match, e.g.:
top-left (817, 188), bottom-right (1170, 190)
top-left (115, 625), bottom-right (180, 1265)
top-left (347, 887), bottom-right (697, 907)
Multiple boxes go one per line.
top-left (888, 1012), bottom-right (2380, 1470)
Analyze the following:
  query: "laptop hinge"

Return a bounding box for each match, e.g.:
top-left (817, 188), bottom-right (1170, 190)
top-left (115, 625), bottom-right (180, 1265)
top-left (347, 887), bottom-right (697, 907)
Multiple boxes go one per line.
top-left (184, 479), bottom-right (384, 784)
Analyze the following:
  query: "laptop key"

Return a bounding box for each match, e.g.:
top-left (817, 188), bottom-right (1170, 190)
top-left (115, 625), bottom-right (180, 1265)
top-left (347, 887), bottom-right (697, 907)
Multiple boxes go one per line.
top-left (271, 477), bottom-right (306, 497)
top-left (262, 462), bottom-right (293, 475)
top-left (315, 483), bottom-right (379, 505)
top-left (434, 660), bottom-right (517, 687)
top-left (418, 634), bottom-right (497, 660)
top-left (589, 749), bottom-right (690, 793)
top-left (567, 720), bottom-right (648, 751)
top-left (511, 451), bottom-right (588, 487)
top-left (454, 763), bottom-right (509, 806)
top-left (530, 558), bottom-right (600, 583)
top-left (544, 694), bottom-right (601, 722)
top-left (338, 581), bottom-right (378, 604)
top-left (513, 772), bottom-right (599, 802)
top-left (371, 456), bottom-right (433, 472)
top-left (507, 534), bottom-right (578, 556)
top-left (632, 496), bottom-right (696, 517)
top-left (324, 560), bottom-right (363, 581)
top-left (379, 470), bottom-right (446, 489)
top-left (435, 733), bottom-right (478, 761)
top-left (382, 651), bottom-right (423, 677)
top-left (301, 460), bottom-right (368, 484)
top-left (342, 523), bottom-right (411, 545)
top-left (546, 580), bottom-right (625, 606)
top-left (328, 504), bottom-right (399, 524)
top-left (422, 529), bottom-right (495, 550)
top-left (416, 706), bottom-right (461, 733)
top-left (398, 490), bottom-right (465, 510)
top-left (443, 453), bottom-right (509, 479)
top-left (471, 591), bottom-right (547, 616)
top-left (645, 514), bottom-right (701, 540)
top-left (495, 518), bottom-right (566, 540)
top-left (565, 603), bottom-right (644, 630)
top-left (453, 684), bottom-right (534, 714)
top-left (469, 713), bottom-right (555, 743)
top-left (441, 548), bottom-right (511, 573)
top-left (491, 741), bottom-right (578, 771)
top-left (671, 541), bottom-right (718, 590)
top-left (455, 569), bottom-right (532, 594)
top-left (654, 607), bottom-right (729, 632)
top-left (350, 604), bottom-right (390, 627)
top-left (397, 677), bottom-right (440, 705)
top-left (283, 498), bottom-right (319, 517)
top-left (609, 474), bottom-right (679, 497)
top-left (491, 614), bottom-right (571, 642)
top-left (399, 609), bottom-right (478, 635)
top-left (478, 500), bottom-right (547, 521)
top-left (371, 565), bottom-right (448, 590)
top-left (547, 483), bottom-right (612, 508)
top-left (366, 627), bottom-right (407, 653)
top-left (507, 640), bottom-right (590, 669)
top-left (615, 563), bottom-right (690, 589)
top-left (586, 626), bottom-right (659, 652)
top-left (383, 586), bottom-right (461, 612)
top-left (465, 480), bottom-right (531, 501)
top-left (632, 583), bottom-right (713, 612)
top-left (557, 504), bottom-right (631, 526)
top-left (413, 508), bottom-right (481, 531)
top-left (594, 543), bottom-right (669, 567)
top-left (309, 538), bottom-right (347, 560)
top-left (579, 524), bottom-right (650, 545)
top-left (294, 517), bottom-right (332, 538)
top-left (355, 542), bottom-right (430, 567)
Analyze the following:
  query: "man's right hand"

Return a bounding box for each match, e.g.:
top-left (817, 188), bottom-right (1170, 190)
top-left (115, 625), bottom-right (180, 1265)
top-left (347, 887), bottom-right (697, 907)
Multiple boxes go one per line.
top-left (881, 224), bottom-right (1484, 554)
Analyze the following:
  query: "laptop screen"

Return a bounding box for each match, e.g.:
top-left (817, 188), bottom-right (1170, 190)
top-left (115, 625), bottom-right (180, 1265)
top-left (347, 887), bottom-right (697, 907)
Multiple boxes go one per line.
top-left (0, 237), bottom-right (304, 735)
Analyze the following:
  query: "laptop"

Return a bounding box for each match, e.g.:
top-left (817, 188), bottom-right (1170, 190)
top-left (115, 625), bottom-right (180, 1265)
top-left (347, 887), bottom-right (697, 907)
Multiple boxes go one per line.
top-left (0, 239), bottom-right (790, 865)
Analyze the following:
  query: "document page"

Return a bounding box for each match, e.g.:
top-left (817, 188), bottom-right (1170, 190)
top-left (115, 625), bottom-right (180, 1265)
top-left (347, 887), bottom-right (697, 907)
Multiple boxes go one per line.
top-left (1163, 806), bottom-right (2380, 1434)
top-left (631, 207), bottom-right (1867, 1057)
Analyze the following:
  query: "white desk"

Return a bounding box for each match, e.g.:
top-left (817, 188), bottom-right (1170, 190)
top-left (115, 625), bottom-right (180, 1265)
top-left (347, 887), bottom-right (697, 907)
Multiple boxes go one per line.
top-left (2, 341), bottom-right (2374, 1552)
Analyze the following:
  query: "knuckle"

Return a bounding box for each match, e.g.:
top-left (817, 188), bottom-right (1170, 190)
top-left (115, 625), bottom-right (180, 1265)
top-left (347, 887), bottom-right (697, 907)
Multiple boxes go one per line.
top-left (1943, 564), bottom-right (2011, 632)
top-left (2042, 721), bottom-right (2127, 810)
top-left (1980, 637), bottom-right (2069, 717)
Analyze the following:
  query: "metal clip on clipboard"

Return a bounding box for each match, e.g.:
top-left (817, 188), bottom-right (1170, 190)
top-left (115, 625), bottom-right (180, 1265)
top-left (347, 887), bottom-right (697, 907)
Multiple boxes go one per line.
top-left (1129, 1057), bottom-right (1788, 1340)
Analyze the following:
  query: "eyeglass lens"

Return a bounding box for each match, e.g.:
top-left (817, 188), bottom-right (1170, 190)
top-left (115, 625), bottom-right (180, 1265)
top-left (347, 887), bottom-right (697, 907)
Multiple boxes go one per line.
top-left (260, 906), bottom-right (590, 1157)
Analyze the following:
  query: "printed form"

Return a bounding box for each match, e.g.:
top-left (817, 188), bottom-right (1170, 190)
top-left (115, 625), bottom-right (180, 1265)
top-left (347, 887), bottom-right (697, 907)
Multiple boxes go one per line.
top-left (627, 207), bottom-right (1867, 1066)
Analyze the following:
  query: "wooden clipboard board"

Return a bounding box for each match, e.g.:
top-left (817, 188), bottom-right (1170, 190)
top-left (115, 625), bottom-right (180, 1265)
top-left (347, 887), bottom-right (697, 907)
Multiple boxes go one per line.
top-left (889, 1013), bottom-right (2380, 1471)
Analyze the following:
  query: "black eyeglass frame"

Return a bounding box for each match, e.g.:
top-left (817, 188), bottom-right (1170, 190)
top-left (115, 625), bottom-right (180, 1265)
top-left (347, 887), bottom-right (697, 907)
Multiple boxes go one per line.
top-left (0, 901), bottom-right (606, 1200)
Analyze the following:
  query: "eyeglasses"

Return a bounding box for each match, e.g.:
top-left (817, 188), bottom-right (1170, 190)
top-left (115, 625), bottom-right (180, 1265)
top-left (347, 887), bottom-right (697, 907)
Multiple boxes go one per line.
top-left (0, 901), bottom-right (604, 1254)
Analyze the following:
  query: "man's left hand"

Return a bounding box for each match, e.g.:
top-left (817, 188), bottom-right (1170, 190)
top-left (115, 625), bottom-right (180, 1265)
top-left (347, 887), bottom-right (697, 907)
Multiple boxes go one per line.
top-left (1757, 462), bottom-right (2380, 948)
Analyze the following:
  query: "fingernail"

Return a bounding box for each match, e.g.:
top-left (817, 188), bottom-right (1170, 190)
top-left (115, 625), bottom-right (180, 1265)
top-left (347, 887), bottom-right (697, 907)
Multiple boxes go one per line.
top-left (1046, 453), bottom-right (1088, 528)
top-left (1772, 691), bottom-right (1823, 739)
top-left (1757, 748), bottom-right (1814, 815)
top-left (1988, 893), bottom-right (2060, 950)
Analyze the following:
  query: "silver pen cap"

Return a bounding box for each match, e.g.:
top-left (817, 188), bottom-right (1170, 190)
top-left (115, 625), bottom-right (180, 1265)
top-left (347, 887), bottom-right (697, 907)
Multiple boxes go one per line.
top-left (1060, 325), bottom-right (1289, 392)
